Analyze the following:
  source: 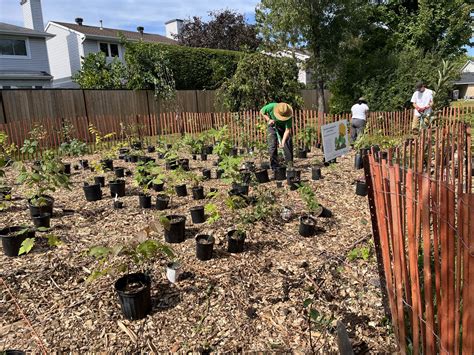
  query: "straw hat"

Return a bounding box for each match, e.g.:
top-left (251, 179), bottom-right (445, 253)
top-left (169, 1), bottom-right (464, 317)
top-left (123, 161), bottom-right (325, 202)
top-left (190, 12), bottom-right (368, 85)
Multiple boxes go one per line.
top-left (358, 97), bottom-right (367, 102)
top-left (273, 103), bottom-right (293, 121)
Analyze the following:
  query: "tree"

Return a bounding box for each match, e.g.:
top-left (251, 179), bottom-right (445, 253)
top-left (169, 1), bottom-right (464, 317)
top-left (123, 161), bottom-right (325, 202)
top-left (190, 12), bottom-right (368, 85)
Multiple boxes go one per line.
top-left (256, 0), bottom-right (364, 113)
top-left (72, 52), bottom-right (125, 89)
top-left (175, 10), bottom-right (261, 51)
top-left (217, 52), bottom-right (303, 112)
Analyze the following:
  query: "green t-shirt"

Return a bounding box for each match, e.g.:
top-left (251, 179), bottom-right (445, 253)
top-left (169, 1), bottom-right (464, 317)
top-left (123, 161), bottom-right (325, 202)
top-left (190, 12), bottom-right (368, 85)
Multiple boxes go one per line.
top-left (260, 103), bottom-right (292, 129)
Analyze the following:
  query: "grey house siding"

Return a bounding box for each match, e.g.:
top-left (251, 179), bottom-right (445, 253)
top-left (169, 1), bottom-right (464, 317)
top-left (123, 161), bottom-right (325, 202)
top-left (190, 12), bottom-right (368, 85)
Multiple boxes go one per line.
top-left (46, 24), bottom-right (82, 88)
top-left (0, 36), bottom-right (50, 73)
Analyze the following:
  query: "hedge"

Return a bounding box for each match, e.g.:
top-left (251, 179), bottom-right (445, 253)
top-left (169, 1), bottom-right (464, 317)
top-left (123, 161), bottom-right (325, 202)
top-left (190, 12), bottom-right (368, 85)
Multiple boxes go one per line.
top-left (152, 43), bottom-right (243, 90)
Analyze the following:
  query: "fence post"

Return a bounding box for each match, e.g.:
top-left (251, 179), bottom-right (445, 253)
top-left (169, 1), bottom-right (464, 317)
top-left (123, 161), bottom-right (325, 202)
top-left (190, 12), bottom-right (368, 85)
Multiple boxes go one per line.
top-left (363, 153), bottom-right (391, 320)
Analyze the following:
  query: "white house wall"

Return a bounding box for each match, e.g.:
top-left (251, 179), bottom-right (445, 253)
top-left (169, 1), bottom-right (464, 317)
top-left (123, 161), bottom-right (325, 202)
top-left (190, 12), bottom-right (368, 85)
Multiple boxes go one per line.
top-left (46, 23), bottom-right (83, 87)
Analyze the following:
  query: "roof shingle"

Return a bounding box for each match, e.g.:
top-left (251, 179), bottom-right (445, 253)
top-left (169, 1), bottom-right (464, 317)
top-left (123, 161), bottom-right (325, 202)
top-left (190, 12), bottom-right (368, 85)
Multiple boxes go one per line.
top-left (0, 22), bottom-right (53, 38)
top-left (52, 21), bottom-right (177, 45)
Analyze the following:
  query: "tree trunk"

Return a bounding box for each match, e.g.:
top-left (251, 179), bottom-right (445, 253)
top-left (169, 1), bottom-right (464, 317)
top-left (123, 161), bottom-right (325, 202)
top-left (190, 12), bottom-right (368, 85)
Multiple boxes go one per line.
top-left (317, 79), bottom-right (326, 113)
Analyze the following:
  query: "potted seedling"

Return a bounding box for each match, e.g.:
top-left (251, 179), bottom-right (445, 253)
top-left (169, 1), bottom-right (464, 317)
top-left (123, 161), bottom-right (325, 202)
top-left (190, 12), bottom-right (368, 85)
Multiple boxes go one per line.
top-left (134, 161), bottom-right (156, 208)
top-left (169, 167), bottom-right (188, 197)
top-left (311, 159), bottom-right (324, 181)
top-left (219, 156), bottom-right (249, 196)
top-left (356, 177), bottom-right (368, 196)
top-left (0, 227), bottom-right (35, 257)
top-left (296, 126), bottom-right (316, 158)
top-left (0, 131), bottom-right (16, 211)
top-left (194, 202), bottom-right (220, 261)
top-left (297, 183), bottom-right (322, 237)
top-left (87, 232), bottom-right (174, 320)
top-left (89, 124), bottom-right (116, 170)
top-left (16, 150), bottom-right (71, 218)
top-left (156, 185), bottom-right (174, 211)
top-left (190, 173), bottom-right (205, 200)
top-left (157, 213), bottom-right (187, 244)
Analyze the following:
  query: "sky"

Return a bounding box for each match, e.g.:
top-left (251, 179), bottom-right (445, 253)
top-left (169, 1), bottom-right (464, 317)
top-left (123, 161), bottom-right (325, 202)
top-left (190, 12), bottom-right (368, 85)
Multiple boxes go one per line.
top-left (0, 0), bottom-right (258, 34)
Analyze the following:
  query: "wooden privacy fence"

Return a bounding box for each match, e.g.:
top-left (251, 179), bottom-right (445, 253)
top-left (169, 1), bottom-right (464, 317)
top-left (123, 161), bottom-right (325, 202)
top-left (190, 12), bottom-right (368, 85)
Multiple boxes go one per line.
top-left (0, 107), bottom-right (471, 158)
top-left (365, 122), bottom-right (473, 354)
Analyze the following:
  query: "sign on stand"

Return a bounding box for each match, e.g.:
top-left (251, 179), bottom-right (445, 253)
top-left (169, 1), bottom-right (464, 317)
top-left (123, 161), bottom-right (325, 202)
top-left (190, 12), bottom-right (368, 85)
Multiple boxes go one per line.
top-left (321, 119), bottom-right (350, 162)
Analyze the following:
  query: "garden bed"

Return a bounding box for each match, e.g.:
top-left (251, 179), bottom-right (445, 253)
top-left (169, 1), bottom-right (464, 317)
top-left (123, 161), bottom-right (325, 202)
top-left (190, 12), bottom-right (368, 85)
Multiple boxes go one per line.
top-left (0, 147), bottom-right (396, 353)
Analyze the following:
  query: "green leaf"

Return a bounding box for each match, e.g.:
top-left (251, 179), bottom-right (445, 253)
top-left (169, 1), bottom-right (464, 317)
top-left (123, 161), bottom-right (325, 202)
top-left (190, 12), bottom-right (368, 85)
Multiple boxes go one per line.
top-left (303, 298), bottom-right (313, 308)
top-left (37, 226), bottom-right (49, 232)
top-left (46, 234), bottom-right (62, 247)
top-left (88, 246), bottom-right (112, 258)
top-left (18, 238), bottom-right (35, 255)
top-left (309, 309), bottom-right (320, 321)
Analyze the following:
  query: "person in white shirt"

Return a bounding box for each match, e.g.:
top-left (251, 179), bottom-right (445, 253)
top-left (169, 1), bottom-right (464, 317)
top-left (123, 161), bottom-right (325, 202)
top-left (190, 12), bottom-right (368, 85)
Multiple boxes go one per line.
top-left (411, 81), bottom-right (433, 131)
top-left (351, 97), bottom-right (369, 142)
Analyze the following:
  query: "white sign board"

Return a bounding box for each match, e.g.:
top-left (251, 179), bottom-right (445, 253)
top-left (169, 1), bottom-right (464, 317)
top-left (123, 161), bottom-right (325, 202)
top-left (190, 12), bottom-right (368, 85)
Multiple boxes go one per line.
top-left (321, 119), bottom-right (350, 162)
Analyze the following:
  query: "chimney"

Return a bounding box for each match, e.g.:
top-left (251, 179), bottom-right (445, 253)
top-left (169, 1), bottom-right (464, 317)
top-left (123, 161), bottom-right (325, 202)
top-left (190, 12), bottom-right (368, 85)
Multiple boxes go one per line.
top-left (20, 0), bottom-right (45, 31)
top-left (99, 20), bottom-right (103, 30)
top-left (75, 17), bottom-right (83, 26)
top-left (165, 19), bottom-right (183, 39)
top-left (137, 26), bottom-right (144, 35)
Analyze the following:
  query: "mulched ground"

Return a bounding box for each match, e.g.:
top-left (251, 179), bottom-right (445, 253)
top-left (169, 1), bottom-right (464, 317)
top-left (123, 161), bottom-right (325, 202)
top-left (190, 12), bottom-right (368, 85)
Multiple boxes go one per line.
top-left (0, 147), bottom-right (397, 353)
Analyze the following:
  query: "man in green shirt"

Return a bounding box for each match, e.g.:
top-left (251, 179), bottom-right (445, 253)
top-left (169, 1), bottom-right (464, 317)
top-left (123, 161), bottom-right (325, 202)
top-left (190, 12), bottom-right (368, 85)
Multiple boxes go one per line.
top-left (260, 102), bottom-right (294, 170)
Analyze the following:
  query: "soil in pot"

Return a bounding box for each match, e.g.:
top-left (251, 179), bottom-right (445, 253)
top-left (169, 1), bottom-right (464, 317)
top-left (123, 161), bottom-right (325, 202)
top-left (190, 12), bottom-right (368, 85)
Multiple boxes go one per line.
top-left (152, 182), bottom-right (164, 192)
top-left (192, 186), bottom-right (205, 200)
top-left (202, 169), bottom-right (211, 180)
top-left (227, 230), bottom-right (246, 253)
top-left (115, 273), bottom-right (151, 320)
top-left (83, 183), bottom-right (102, 201)
top-left (0, 227), bottom-right (35, 257)
top-left (27, 195), bottom-right (54, 218)
top-left (190, 205), bottom-right (205, 224)
top-left (175, 184), bottom-right (188, 197)
top-left (156, 195), bottom-right (170, 210)
top-left (114, 167), bottom-right (125, 178)
top-left (196, 234), bottom-right (215, 261)
top-left (101, 159), bottom-right (114, 171)
top-left (356, 180), bottom-right (368, 196)
top-left (311, 167), bottom-right (322, 181)
top-left (299, 216), bottom-right (316, 237)
top-left (139, 194), bottom-right (152, 209)
top-left (32, 213), bottom-right (51, 229)
top-left (274, 166), bottom-right (287, 181)
top-left (255, 169), bottom-right (270, 184)
top-left (163, 215), bottom-right (186, 243)
top-left (94, 176), bottom-right (105, 187)
top-left (109, 179), bottom-right (126, 197)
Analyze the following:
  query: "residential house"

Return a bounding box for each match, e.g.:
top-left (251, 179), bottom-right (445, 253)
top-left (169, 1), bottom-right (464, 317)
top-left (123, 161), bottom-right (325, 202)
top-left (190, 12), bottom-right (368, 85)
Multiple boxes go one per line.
top-left (45, 19), bottom-right (178, 88)
top-left (0, 0), bottom-right (53, 88)
top-left (454, 60), bottom-right (474, 100)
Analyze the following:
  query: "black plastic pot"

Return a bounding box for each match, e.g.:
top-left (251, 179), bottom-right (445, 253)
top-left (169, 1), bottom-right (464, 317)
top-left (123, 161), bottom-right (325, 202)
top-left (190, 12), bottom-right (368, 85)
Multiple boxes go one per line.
top-left (114, 167), bottom-right (125, 178)
top-left (79, 159), bottom-right (89, 169)
top-left (115, 273), bottom-right (151, 320)
top-left (255, 169), bottom-right (270, 184)
top-left (129, 155), bottom-right (139, 163)
top-left (356, 180), bottom-right (368, 196)
top-left (230, 147), bottom-right (238, 157)
top-left (139, 194), bottom-right (152, 209)
top-left (32, 213), bottom-right (51, 228)
top-left (94, 176), bottom-right (105, 187)
top-left (299, 216), bottom-right (316, 237)
top-left (131, 141), bottom-right (143, 150)
top-left (196, 234), bottom-right (215, 261)
top-left (27, 195), bottom-right (54, 218)
top-left (230, 183), bottom-right (249, 196)
top-left (175, 184), bottom-right (188, 197)
top-left (244, 161), bottom-right (256, 172)
top-left (164, 215), bottom-right (186, 243)
top-left (156, 195), bottom-right (170, 210)
top-left (205, 145), bottom-right (213, 154)
top-left (109, 180), bottom-right (126, 197)
top-left (288, 177), bottom-right (301, 191)
top-left (311, 167), bottom-right (322, 181)
top-left (239, 148), bottom-right (245, 155)
top-left (101, 159), bottom-right (114, 171)
top-left (216, 169), bottom-right (224, 179)
top-left (179, 158), bottom-right (190, 171)
top-left (157, 152), bottom-right (165, 159)
top-left (276, 181), bottom-right (283, 188)
top-left (190, 205), bottom-right (205, 224)
top-left (166, 160), bottom-right (178, 170)
top-left (354, 154), bottom-right (363, 169)
top-left (227, 230), bottom-right (246, 253)
top-left (0, 186), bottom-right (12, 200)
top-left (260, 161), bottom-right (271, 170)
top-left (152, 182), bottom-right (164, 192)
top-left (147, 146), bottom-right (155, 153)
top-left (0, 227), bottom-right (35, 257)
top-left (4, 350), bottom-right (26, 355)
top-left (286, 168), bottom-right (301, 180)
top-left (83, 183), bottom-right (102, 202)
top-left (202, 169), bottom-right (211, 180)
top-left (297, 149), bottom-right (308, 159)
top-left (119, 148), bottom-right (129, 155)
top-left (63, 163), bottom-right (71, 175)
top-left (192, 186), bottom-right (205, 200)
top-left (114, 201), bottom-right (123, 209)
top-left (274, 166), bottom-right (287, 181)
top-left (200, 153), bottom-right (208, 161)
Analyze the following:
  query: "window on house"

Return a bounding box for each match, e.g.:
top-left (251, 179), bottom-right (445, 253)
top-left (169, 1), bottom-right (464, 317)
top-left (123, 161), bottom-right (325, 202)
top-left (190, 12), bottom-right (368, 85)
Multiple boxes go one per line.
top-left (0, 38), bottom-right (28, 56)
top-left (99, 42), bottom-right (109, 57)
top-left (110, 44), bottom-right (119, 57)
